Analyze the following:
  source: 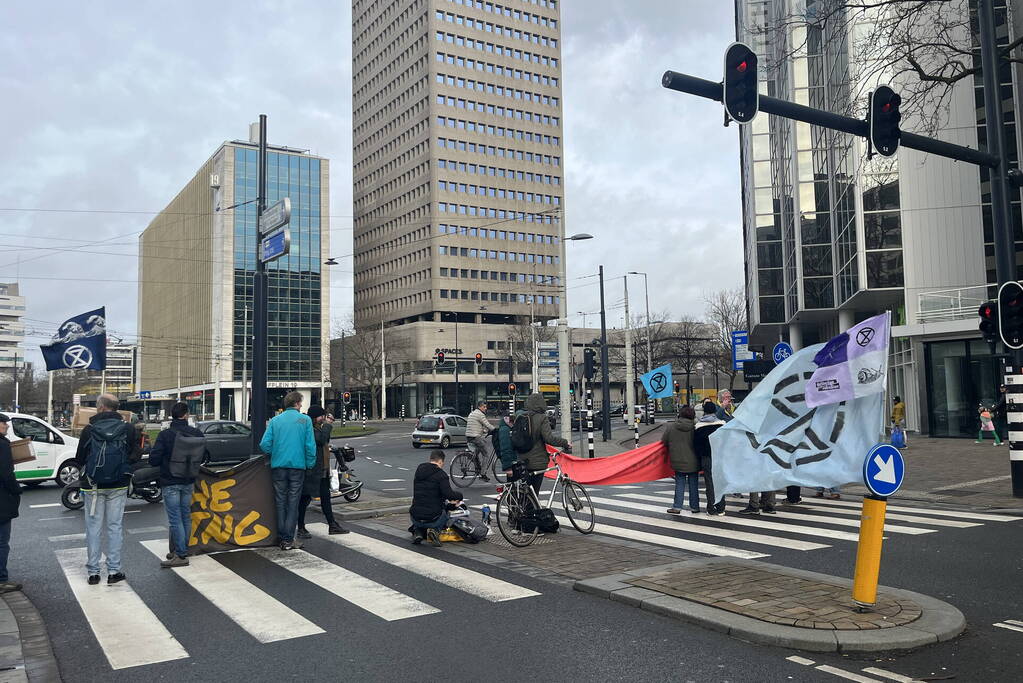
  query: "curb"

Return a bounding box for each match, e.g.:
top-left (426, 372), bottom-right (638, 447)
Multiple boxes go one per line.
top-left (336, 504), bottom-right (409, 521)
top-left (1, 592), bottom-right (62, 682)
top-left (574, 558), bottom-right (965, 653)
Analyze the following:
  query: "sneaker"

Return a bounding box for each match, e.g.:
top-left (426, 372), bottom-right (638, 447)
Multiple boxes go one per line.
top-left (411, 530), bottom-right (424, 545)
top-left (690, 508), bottom-right (701, 514)
top-left (666, 508), bottom-right (682, 514)
top-left (426, 528), bottom-right (442, 547)
top-left (291, 538), bottom-right (304, 550)
top-left (296, 528), bottom-right (312, 540)
top-left (160, 556), bottom-right (189, 569)
top-left (0, 582), bottom-right (22, 593)
top-left (828, 493), bottom-right (841, 500)
top-left (87, 575), bottom-right (100, 586)
top-left (280, 540), bottom-right (293, 551)
top-left (328, 525), bottom-right (350, 535)
top-left (762, 507), bottom-right (777, 514)
top-left (707, 509), bottom-right (724, 516)
top-left (107, 573), bottom-right (126, 585)
top-left (738, 506), bottom-right (760, 515)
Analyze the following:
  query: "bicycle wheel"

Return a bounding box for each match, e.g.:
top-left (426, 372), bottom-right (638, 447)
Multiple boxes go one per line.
top-left (449, 451), bottom-right (480, 488)
top-left (562, 479), bottom-right (595, 534)
top-left (489, 453), bottom-right (507, 484)
top-left (496, 482), bottom-right (539, 547)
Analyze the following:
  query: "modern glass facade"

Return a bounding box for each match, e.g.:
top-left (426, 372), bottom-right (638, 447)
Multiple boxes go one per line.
top-left (925, 339), bottom-right (1008, 437)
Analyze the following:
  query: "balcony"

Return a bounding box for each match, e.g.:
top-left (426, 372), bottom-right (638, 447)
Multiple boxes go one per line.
top-left (917, 286), bottom-right (988, 324)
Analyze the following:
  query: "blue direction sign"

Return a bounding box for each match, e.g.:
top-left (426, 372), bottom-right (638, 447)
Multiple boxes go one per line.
top-left (261, 228), bottom-right (290, 263)
top-left (139, 391), bottom-right (151, 400)
top-left (862, 443), bottom-right (906, 497)
top-left (772, 341), bottom-right (794, 364)
top-left (732, 330), bottom-right (753, 370)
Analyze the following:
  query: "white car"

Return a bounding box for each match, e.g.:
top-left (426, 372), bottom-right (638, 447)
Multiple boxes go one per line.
top-left (623, 405), bottom-right (648, 423)
top-left (7, 413), bottom-right (81, 487)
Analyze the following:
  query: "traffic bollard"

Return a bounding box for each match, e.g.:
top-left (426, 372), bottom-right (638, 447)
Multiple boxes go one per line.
top-left (586, 388), bottom-right (594, 459)
top-left (851, 496), bottom-right (888, 609)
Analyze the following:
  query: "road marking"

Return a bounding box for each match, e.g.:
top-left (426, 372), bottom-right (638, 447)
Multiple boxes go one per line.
top-left (124, 510), bottom-right (140, 515)
top-left (931, 474), bottom-right (1012, 491)
top-left (309, 523), bottom-right (539, 601)
top-left (139, 540), bottom-right (324, 643)
top-left (38, 517), bottom-right (76, 522)
top-left (48, 533), bottom-right (86, 542)
top-left (610, 485), bottom-right (642, 489)
top-left (380, 479), bottom-right (404, 482)
top-left (815, 664), bottom-right (883, 682)
top-left (254, 547), bottom-right (439, 621)
top-left (398, 467), bottom-right (410, 471)
top-left (550, 513), bottom-right (768, 559)
top-left (861, 667), bottom-right (921, 682)
top-left (382, 488), bottom-right (406, 491)
top-left (993, 621), bottom-right (1023, 633)
top-left (772, 504), bottom-right (981, 529)
top-left (128, 526), bottom-right (166, 534)
top-left (586, 497), bottom-right (829, 550)
top-left (30, 503), bottom-right (61, 508)
top-left (382, 463), bottom-right (394, 468)
top-left (786, 655), bottom-right (815, 665)
top-left (802, 497), bottom-right (1022, 522)
top-left (55, 547), bottom-right (188, 670)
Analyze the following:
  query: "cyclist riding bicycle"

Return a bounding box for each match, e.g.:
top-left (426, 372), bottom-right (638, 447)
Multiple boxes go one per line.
top-left (466, 400), bottom-right (496, 460)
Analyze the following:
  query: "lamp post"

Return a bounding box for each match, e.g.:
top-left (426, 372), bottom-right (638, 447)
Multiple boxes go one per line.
top-left (557, 232), bottom-right (594, 442)
top-left (598, 265), bottom-right (612, 441)
top-left (628, 271), bottom-right (654, 423)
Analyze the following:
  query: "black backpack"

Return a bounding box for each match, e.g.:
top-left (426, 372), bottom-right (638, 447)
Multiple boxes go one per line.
top-left (451, 516), bottom-right (490, 543)
top-left (510, 413), bottom-right (534, 453)
top-left (85, 419), bottom-right (132, 486)
top-left (519, 508), bottom-right (559, 534)
top-left (168, 432), bottom-right (206, 479)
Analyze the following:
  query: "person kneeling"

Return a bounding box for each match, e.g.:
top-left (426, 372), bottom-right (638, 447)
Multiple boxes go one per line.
top-left (409, 450), bottom-right (463, 547)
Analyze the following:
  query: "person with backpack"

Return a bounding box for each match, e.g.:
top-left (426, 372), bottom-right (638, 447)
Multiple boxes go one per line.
top-left (72, 394), bottom-right (141, 585)
top-left (662, 405), bottom-right (700, 514)
top-left (148, 402), bottom-right (204, 568)
top-left (296, 407), bottom-right (348, 538)
top-left (514, 393), bottom-right (571, 494)
top-left (409, 450), bottom-right (463, 546)
top-left (0, 414), bottom-right (22, 593)
top-left (492, 411), bottom-right (518, 477)
top-left (259, 392), bottom-right (317, 551)
top-left (692, 401), bottom-right (726, 515)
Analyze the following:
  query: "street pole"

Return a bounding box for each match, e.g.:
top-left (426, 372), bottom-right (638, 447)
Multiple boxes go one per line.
top-left (340, 328), bottom-right (347, 414)
top-left (251, 113), bottom-right (269, 446)
top-left (598, 265), bottom-right (612, 441)
top-left (556, 226), bottom-right (572, 442)
top-left (454, 319), bottom-right (460, 415)
top-left (624, 277), bottom-right (636, 440)
top-left (380, 320), bottom-right (386, 420)
top-left (176, 350), bottom-right (180, 401)
top-left (530, 302), bottom-right (539, 393)
top-left (47, 372), bottom-right (53, 425)
top-left (241, 306), bottom-right (248, 423)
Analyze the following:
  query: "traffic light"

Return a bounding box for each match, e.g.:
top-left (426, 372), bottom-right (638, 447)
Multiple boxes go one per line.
top-left (999, 281), bottom-right (1023, 349)
top-left (508, 383), bottom-right (516, 395)
top-left (436, 351), bottom-right (445, 366)
top-left (474, 352), bottom-right (483, 366)
top-left (342, 391), bottom-right (352, 405)
top-left (674, 380), bottom-right (680, 394)
top-left (583, 347), bottom-right (596, 380)
top-left (869, 85), bottom-right (902, 157)
top-left (723, 42), bottom-right (759, 124)
top-left (979, 301), bottom-right (999, 347)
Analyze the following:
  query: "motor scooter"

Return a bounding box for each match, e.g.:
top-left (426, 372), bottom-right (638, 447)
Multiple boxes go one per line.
top-left (61, 460), bottom-right (164, 510)
top-left (331, 446), bottom-right (364, 502)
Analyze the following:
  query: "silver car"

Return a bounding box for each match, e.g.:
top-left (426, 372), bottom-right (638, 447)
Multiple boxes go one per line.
top-left (411, 414), bottom-right (467, 449)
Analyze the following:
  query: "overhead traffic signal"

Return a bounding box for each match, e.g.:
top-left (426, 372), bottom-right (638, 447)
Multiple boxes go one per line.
top-left (436, 351), bottom-right (445, 366)
top-left (869, 85), bottom-right (902, 157)
top-left (722, 42), bottom-right (759, 124)
top-left (474, 352), bottom-right (483, 366)
top-left (583, 347), bottom-right (596, 380)
top-left (998, 281), bottom-right (1023, 350)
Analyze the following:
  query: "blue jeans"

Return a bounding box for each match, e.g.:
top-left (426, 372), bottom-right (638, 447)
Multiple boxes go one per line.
top-left (673, 472), bottom-right (700, 510)
top-left (83, 488), bottom-right (127, 575)
top-left (0, 520), bottom-right (10, 582)
top-left (163, 483), bottom-right (194, 558)
top-left (272, 468), bottom-right (304, 542)
top-left (410, 511), bottom-right (449, 531)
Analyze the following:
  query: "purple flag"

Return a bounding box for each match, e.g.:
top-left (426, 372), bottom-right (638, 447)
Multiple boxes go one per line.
top-left (805, 313), bottom-right (890, 408)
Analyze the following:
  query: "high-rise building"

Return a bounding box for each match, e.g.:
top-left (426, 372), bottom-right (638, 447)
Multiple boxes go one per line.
top-left (0, 284), bottom-right (25, 373)
top-left (138, 133), bottom-right (330, 420)
top-left (105, 343), bottom-right (137, 396)
top-left (350, 0), bottom-right (565, 416)
top-left (737, 0), bottom-right (1023, 437)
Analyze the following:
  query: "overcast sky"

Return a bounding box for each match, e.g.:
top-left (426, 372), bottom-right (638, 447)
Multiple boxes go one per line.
top-left (0, 0), bottom-right (740, 368)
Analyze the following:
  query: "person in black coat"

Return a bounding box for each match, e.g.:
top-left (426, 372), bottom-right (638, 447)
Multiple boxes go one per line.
top-left (409, 450), bottom-right (463, 546)
top-left (0, 413), bottom-right (22, 592)
top-left (692, 403), bottom-right (726, 515)
top-left (296, 407), bottom-right (348, 539)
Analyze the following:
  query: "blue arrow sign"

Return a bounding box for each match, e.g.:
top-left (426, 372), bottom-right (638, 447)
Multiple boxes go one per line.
top-left (772, 341), bottom-right (794, 364)
top-left (261, 228), bottom-right (290, 263)
top-left (862, 443), bottom-right (906, 497)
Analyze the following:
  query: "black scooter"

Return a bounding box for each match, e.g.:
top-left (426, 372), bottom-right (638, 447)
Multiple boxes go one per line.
top-left (61, 461), bottom-right (164, 510)
top-left (331, 446), bottom-right (364, 502)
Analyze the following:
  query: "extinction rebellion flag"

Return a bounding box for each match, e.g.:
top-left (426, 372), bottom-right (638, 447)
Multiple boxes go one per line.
top-left (804, 312), bottom-right (891, 408)
top-left (39, 307), bottom-right (107, 372)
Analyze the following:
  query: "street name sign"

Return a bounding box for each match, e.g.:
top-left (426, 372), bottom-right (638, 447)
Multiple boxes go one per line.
top-left (260, 228), bottom-right (290, 263)
top-left (862, 443), bottom-right (906, 497)
top-left (731, 331), bottom-right (754, 370)
top-left (259, 197), bottom-right (291, 235)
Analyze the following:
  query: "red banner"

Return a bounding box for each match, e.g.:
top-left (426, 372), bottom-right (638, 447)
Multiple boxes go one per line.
top-left (543, 442), bottom-right (674, 485)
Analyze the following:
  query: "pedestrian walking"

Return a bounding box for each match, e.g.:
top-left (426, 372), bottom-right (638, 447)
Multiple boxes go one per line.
top-left (297, 407), bottom-right (349, 538)
top-left (73, 394), bottom-right (140, 585)
top-left (891, 395), bottom-right (908, 447)
top-left (259, 391), bottom-right (317, 551)
top-left (409, 450), bottom-right (463, 546)
top-left (148, 402), bottom-right (204, 568)
top-left (977, 405), bottom-right (1002, 445)
top-left (466, 400), bottom-right (496, 462)
top-left (0, 414), bottom-right (22, 593)
top-left (692, 401), bottom-right (726, 515)
top-left (662, 405), bottom-right (700, 514)
top-left (516, 393), bottom-right (571, 495)
top-left (993, 385), bottom-right (1008, 441)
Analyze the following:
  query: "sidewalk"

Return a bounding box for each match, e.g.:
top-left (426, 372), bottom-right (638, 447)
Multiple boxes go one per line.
top-left (0, 592), bottom-right (60, 682)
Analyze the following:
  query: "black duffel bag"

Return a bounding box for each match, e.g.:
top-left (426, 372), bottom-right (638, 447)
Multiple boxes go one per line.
top-left (518, 507), bottom-right (559, 534)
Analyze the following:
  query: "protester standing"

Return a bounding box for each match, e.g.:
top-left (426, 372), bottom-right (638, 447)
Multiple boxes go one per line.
top-left (0, 414), bottom-right (22, 593)
top-left (259, 392), bottom-right (316, 550)
top-left (714, 391), bottom-right (735, 423)
top-left (148, 402), bottom-right (203, 568)
top-left (519, 393), bottom-right (570, 495)
top-left (993, 385), bottom-right (1007, 441)
top-left (662, 406), bottom-right (699, 514)
top-left (297, 407), bottom-right (349, 538)
top-left (73, 394), bottom-right (140, 585)
top-left (891, 395), bottom-right (908, 447)
top-left (494, 412), bottom-right (518, 477)
top-left (409, 450), bottom-right (463, 546)
top-left (692, 402), bottom-right (726, 515)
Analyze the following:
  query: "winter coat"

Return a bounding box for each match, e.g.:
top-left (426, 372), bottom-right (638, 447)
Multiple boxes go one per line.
top-left (0, 436), bottom-right (21, 523)
top-left (693, 416), bottom-right (725, 465)
top-left (148, 419), bottom-right (204, 487)
top-left (715, 404), bottom-right (734, 423)
top-left (409, 462), bottom-right (463, 522)
top-left (465, 409), bottom-right (495, 438)
top-left (303, 422), bottom-right (332, 496)
top-left (72, 411), bottom-right (141, 489)
top-left (495, 420), bottom-right (517, 470)
top-left (521, 393), bottom-right (569, 471)
top-left (661, 416), bottom-right (698, 473)
top-left (259, 408), bottom-right (317, 470)
top-left (891, 401), bottom-right (906, 425)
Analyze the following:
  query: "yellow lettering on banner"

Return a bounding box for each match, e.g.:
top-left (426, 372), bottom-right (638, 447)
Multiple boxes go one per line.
top-left (190, 511), bottom-right (211, 545)
top-left (209, 479), bottom-right (236, 513)
top-left (193, 480), bottom-right (212, 509)
top-left (201, 513), bottom-right (235, 545)
top-left (233, 510), bottom-right (271, 545)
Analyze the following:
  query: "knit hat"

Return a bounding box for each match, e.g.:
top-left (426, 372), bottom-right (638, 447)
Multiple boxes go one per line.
top-left (307, 406), bottom-right (327, 420)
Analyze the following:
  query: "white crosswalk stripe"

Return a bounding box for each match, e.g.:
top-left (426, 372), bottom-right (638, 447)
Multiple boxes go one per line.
top-left (798, 497), bottom-right (1023, 522)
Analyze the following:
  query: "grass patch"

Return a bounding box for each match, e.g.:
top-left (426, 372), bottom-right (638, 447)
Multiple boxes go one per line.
top-left (331, 425), bottom-right (378, 438)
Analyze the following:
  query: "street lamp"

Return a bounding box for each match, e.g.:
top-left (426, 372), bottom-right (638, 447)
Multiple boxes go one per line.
top-left (557, 232), bottom-right (594, 442)
top-left (628, 271), bottom-right (654, 423)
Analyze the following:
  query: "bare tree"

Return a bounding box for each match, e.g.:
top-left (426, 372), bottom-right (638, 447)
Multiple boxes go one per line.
top-left (661, 317), bottom-right (718, 401)
top-left (331, 317), bottom-right (414, 419)
top-left (704, 288), bottom-right (749, 391)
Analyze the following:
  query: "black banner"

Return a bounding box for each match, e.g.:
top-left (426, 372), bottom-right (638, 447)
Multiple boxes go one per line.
top-left (189, 455), bottom-right (278, 553)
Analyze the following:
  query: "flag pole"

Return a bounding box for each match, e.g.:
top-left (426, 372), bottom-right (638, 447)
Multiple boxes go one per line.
top-left (47, 372), bottom-right (53, 425)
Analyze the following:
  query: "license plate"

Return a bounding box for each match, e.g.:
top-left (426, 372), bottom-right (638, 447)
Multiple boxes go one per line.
top-left (421, 438), bottom-right (434, 442)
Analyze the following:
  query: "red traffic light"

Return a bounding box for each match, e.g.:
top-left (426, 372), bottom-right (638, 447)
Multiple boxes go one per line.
top-left (474, 352), bottom-right (483, 365)
top-left (342, 392), bottom-right (351, 404)
top-left (736, 60), bottom-right (748, 73)
top-left (979, 303), bottom-right (996, 320)
top-left (436, 352), bottom-right (445, 364)
top-left (508, 383), bottom-right (517, 394)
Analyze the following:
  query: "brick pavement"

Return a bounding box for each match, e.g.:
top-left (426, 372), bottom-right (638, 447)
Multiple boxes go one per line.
top-left (625, 562), bottom-right (921, 631)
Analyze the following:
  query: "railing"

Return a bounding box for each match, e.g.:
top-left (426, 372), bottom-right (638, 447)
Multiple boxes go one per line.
top-left (917, 286), bottom-right (989, 323)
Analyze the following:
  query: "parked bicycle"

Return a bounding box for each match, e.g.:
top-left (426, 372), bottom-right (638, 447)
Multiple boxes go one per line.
top-left (495, 449), bottom-right (594, 547)
top-left (449, 440), bottom-right (506, 488)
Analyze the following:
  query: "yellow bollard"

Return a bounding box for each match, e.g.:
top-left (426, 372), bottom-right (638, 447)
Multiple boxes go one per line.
top-left (852, 496), bottom-right (888, 609)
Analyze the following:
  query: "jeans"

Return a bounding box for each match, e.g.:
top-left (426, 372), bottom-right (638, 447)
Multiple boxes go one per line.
top-left (84, 488), bottom-right (127, 575)
top-left (271, 468), bottom-right (305, 543)
top-left (298, 478), bottom-right (340, 529)
top-left (163, 483), bottom-right (194, 558)
top-left (700, 456), bottom-right (723, 512)
top-left (410, 511), bottom-right (449, 531)
top-left (0, 520), bottom-right (10, 582)
top-left (748, 490), bottom-right (776, 509)
top-left (785, 486), bottom-right (802, 503)
top-left (672, 471), bottom-right (700, 510)
top-left (468, 435), bottom-right (493, 462)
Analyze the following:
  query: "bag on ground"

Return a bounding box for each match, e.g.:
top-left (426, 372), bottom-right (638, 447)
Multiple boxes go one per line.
top-left (451, 516), bottom-right (490, 543)
top-left (510, 414), bottom-right (534, 453)
top-left (890, 425), bottom-right (906, 449)
top-left (519, 507), bottom-right (559, 533)
top-left (86, 420), bottom-right (132, 486)
top-left (168, 434), bottom-right (207, 479)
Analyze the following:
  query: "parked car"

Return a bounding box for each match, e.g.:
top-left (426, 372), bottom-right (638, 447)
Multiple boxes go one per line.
top-left (8, 413), bottom-right (81, 487)
top-left (570, 408), bottom-right (606, 431)
top-left (195, 420), bottom-right (260, 465)
top-left (623, 405), bottom-right (648, 423)
top-left (431, 406), bottom-right (458, 414)
top-left (411, 414), bottom-right (467, 448)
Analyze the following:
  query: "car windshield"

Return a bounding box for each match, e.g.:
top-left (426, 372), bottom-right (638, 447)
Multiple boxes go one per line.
top-left (418, 416), bottom-right (442, 430)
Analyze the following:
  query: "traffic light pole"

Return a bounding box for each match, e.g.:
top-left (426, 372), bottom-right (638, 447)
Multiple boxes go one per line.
top-left (598, 265), bottom-right (612, 442)
top-left (252, 114), bottom-right (269, 447)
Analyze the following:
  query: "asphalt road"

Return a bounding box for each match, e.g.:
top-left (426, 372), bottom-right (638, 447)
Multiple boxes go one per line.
top-left (8, 420), bottom-right (1023, 682)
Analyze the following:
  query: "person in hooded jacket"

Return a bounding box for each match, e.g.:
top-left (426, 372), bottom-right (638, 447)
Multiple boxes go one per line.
top-left (0, 414), bottom-right (21, 593)
top-left (692, 401), bottom-right (726, 515)
top-left (662, 405), bottom-right (700, 513)
top-left (409, 450), bottom-right (463, 546)
top-left (518, 393), bottom-right (570, 494)
top-left (296, 407), bottom-right (348, 538)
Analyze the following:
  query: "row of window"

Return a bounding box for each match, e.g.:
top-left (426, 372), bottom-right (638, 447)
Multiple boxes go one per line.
top-left (353, 36), bottom-right (427, 121)
top-left (437, 203), bottom-right (559, 223)
top-left (440, 289), bottom-right (559, 304)
top-left (442, 0), bottom-right (558, 26)
top-left (438, 224), bottom-right (558, 245)
top-left (354, 11), bottom-right (426, 94)
top-left (438, 159), bottom-right (560, 186)
top-left (436, 11), bottom-right (559, 46)
top-left (435, 92), bottom-right (559, 126)
top-left (440, 267), bottom-right (558, 285)
top-left (438, 180), bottom-right (561, 206)
top-left (435, 31), bottom-right (558, 74)
top-left (435, 52), bottom-right (559, 89)
top-left (355, 77), bottom-right (427, 157)
top-left (435, 115), bottom-right (560, 147)
top-left (436, 137), bottom-right (560, 166)
top-left (439, 245), bottom-right (559, 264)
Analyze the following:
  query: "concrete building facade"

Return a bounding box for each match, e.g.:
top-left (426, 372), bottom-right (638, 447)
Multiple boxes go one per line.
top-left (0, 284), bottom-right (25, 373)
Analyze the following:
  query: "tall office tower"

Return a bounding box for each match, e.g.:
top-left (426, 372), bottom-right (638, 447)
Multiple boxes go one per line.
top-left (351, 0), bottom-right (565, 415)
top-left (0, 284), bottom-right (25, 374)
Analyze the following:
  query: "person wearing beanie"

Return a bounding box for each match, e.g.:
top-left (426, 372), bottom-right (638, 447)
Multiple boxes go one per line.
top-left (296, 406), bottom-right (348, 538)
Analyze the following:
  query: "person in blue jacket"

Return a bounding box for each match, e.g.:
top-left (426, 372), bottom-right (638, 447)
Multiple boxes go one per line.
top-left (259, 392), bottom-right (316, 550)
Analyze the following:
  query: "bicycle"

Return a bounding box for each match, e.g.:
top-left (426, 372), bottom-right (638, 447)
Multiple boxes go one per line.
top-left (495, 450), bottom-right (595, 547)
top-left (449, 437), bottom-right (506, 488)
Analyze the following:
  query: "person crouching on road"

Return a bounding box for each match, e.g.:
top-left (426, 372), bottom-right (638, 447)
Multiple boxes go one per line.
top-left (148, 402), bottom-right (203, 568)
top-left (297, 407), bottom-right (349, 538)
top-left (0, 414), bottom-right (22, 593)
top-left (260, 392), bottom-right (317, 551)
top-left (409, 450), bottom-right (463, 547)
